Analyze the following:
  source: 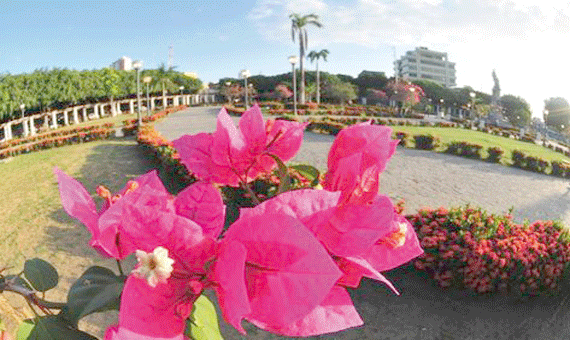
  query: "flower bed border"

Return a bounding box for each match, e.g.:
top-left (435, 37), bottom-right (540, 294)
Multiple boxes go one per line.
top-left (0, 123), bottom-right (116, 160)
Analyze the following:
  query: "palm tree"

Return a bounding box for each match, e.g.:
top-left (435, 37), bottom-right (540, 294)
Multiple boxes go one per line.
top-left (290, 13), bottom-right (322, 105)
top-left (307, 49), bottom-right (329, 105)
top-left (156, 63), bottom-right (178, 108)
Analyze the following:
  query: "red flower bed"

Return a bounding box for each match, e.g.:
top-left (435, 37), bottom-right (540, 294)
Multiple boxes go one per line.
top-left (408, 206), bottom-right (570, 296)
top-left (0, 123), bottom-right (114, 150)
top-left (0, 125), bottom-right (114, 159)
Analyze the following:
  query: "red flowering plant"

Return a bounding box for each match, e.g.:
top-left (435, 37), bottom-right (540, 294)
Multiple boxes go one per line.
top-left (0, 105), bottom-right (422, 339)
top-left (409, 206), bottom-right (570, 296)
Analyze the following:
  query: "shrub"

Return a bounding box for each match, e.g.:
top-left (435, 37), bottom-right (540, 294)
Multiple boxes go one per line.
top-left (409, 206), bottom-right (570, 296)
top-left (394, 131), bottom-right (409, 147)
top-left (305, 121), bottom-right (346, 136)
top-left (413, 134), bottom-right (440, 150)
top-left (487, 147), bottom-right (504, 163)
top-left (551, 161), bottom-right (570, 177)
top-left (445, 141), bottom-right (482, 159)
top-left (511, 150), bottom-right (527, 168)
top-left (525, 156), bottom-right (549, 173)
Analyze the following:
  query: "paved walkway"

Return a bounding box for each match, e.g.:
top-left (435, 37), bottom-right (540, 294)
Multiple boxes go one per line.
top-left (156, 106), bottom-right (570, 227)
top-left (155, 106), bottom-right (570, 340)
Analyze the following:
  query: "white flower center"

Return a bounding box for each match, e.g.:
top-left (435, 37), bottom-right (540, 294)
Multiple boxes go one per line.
top-left (133, 246), bottom-right (175, 287)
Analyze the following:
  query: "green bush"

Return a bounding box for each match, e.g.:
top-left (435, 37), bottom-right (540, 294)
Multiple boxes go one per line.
top-left (445, 141), bottom-right (482, 159)
top-left (487, 147), bottom-right (504, 163)
top-left (511, 150), bottom-right (527, 168)
top-left (551, 161), bottom-right (570, 177)
top-left (395, 131), bottom-right (409, 147)
top-left (413, 134), bottom-right (440, 150)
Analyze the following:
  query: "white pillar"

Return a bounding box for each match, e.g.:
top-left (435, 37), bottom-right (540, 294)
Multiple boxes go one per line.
top-left (162, 96), bottom-right (167, 108)
top-left (43, 115), bottom-right (49, 130)
top-left (99, 104), bottom-right (105, 117)
top-left (73, 108), bottom-right (79, 124)
top-left (82, 107), bottom-right (87, 122)
top-left (23, 120), bottom-right (29, 137)
top-left (174, 96), bottom-right (179, 106)
top-left (116, 102), bottom-right (122, 115)
top-left (51, 112), bottom-right (58, 129)
top-left (151, 98), bottom-right (155, 111)
top-left (29, 117), bottom-right (36, 136)
top-left (129, 100), bottom-right (135, 114)
top-left (93, 105), bottom-right (100, 119)
top-left (3, 124), bottom-right (12, 141)
top-left (63, 110), bottom-right (70, 126)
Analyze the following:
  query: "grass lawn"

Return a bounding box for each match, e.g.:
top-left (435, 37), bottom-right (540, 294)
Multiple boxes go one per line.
top-left (0, 137), bottom-right (157, 336)
top-left (391, 125), bottom-right (570, 166)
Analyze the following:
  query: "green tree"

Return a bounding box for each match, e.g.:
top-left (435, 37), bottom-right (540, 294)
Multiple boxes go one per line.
top-left (500, 94), bottom-right (531, 127)
top-left (544, 97), bottom-right (570, 131)
top-left (290, 13), bottom-right (322, 105)
top-left (354, 71), bottom-right (388, 97)
top-left (322, 77), bottom-right (357, 104)
top-left (307, 49), bottom-right (329, 104)
top-left (99, 68), bottom-right (121, 116)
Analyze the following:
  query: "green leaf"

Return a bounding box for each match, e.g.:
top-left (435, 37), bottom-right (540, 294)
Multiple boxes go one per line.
top-left (185, 295), bottom-right (224, 340)
top-left (266, 153), bottom-right (291, 194)
top-left (23, 258), bottom-right (59, 292)
top-left (62, 266), bottom-right (124, 326)
top-left (289, 164), bottom-right (321, 187)
top-left (16, 316), bottom-right (97, 340)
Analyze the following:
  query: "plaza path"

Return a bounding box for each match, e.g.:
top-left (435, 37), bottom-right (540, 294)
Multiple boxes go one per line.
top-left (155, 106), bottom-right (570, 340)
top-left (156, 106), bottom-right (570, 226)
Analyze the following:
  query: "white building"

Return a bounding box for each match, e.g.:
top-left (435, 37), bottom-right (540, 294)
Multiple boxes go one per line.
top-left (111, 56), bottom-right (133, 71)
top-left (394, 47), bottom-right (456, 87)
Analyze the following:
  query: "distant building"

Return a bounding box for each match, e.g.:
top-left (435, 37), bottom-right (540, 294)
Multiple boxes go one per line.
top-left (111, 56), bottom-right (133, 71)
top-left (394, 47), bottom-right (456, 87)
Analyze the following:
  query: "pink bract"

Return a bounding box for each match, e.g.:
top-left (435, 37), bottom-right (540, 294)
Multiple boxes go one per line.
top-left (216, 210), bottom-right (343, 335)
top-left (104, 276), bottom-right (191, 340)
top-left (323, 122), bottom-right (398, 205)
top-left (54, 168), bottom-right (170, 258)
top-left (172, 104), bottom-right (306, 186)
top-left (55, 168), bottom-right (225, 259)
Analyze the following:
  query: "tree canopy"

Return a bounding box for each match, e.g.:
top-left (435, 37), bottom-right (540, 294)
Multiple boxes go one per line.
top-left (544, 97), bottom-right (570, 131)
top-left (0, 67), bottom-right (202, 122)
top-left (500, 94), bottom-right (531, 127)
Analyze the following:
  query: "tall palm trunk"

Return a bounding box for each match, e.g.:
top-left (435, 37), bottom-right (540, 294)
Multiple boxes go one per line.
top-left (299, 39), bottom-right (306, 105)
top-left (316, 61), bottom-right (320, 105)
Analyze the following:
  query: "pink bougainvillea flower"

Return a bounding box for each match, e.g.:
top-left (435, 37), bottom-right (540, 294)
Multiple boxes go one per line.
top-left (104, 275), bottom-right (192, 340)
top-left (55, 167), bottom-right (225, 259)
top-left (240, 189), bottom-right (401, 293)
top-left (172, 104), bottom-right (306, 186)
top-left (54, 167), bottom-right (170, 258)
top-left (213, 210), bottom-right (343, 335)
top-left (253, 286), bottom-right (363, 337)
top-left (323, 122), bottom-right (398, 205)
top-left (174, 181), bottom-right (225, 239)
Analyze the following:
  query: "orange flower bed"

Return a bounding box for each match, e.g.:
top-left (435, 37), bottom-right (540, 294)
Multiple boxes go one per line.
top-left (408, 206), bottom-right (570, 296)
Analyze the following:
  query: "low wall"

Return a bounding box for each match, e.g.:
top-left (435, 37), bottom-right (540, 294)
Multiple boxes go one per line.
top-left (0, 93), bottom-right (217, 142)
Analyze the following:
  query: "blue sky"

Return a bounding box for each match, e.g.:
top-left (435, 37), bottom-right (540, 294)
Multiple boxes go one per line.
top-left (1, 0), bottom-right (570, 118)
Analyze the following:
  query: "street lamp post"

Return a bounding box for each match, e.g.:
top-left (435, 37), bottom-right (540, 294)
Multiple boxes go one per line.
top-left (225, 81), bottom-right (232, 104)
top-left (143, 76), bottom-right (152, 116)
top-left (19, 103), bottom-right (25, 119)
top-left (133, 60), bottom-right (143, 126)
top-left (469, 92), bottom-right (476, 120)
top-left (288, 56), bottom-right (298, 115)
top-left (239, 69), bottom-right (251, 109)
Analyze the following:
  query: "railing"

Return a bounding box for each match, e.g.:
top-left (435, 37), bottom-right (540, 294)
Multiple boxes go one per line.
top-left (0, 93), bottom-right (218, 142)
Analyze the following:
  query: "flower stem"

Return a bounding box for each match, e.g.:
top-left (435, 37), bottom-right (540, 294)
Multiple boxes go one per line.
top-left (116, 260), bottom-right (125, 277)
top-left (241, 181), bottom-right (261, 205)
